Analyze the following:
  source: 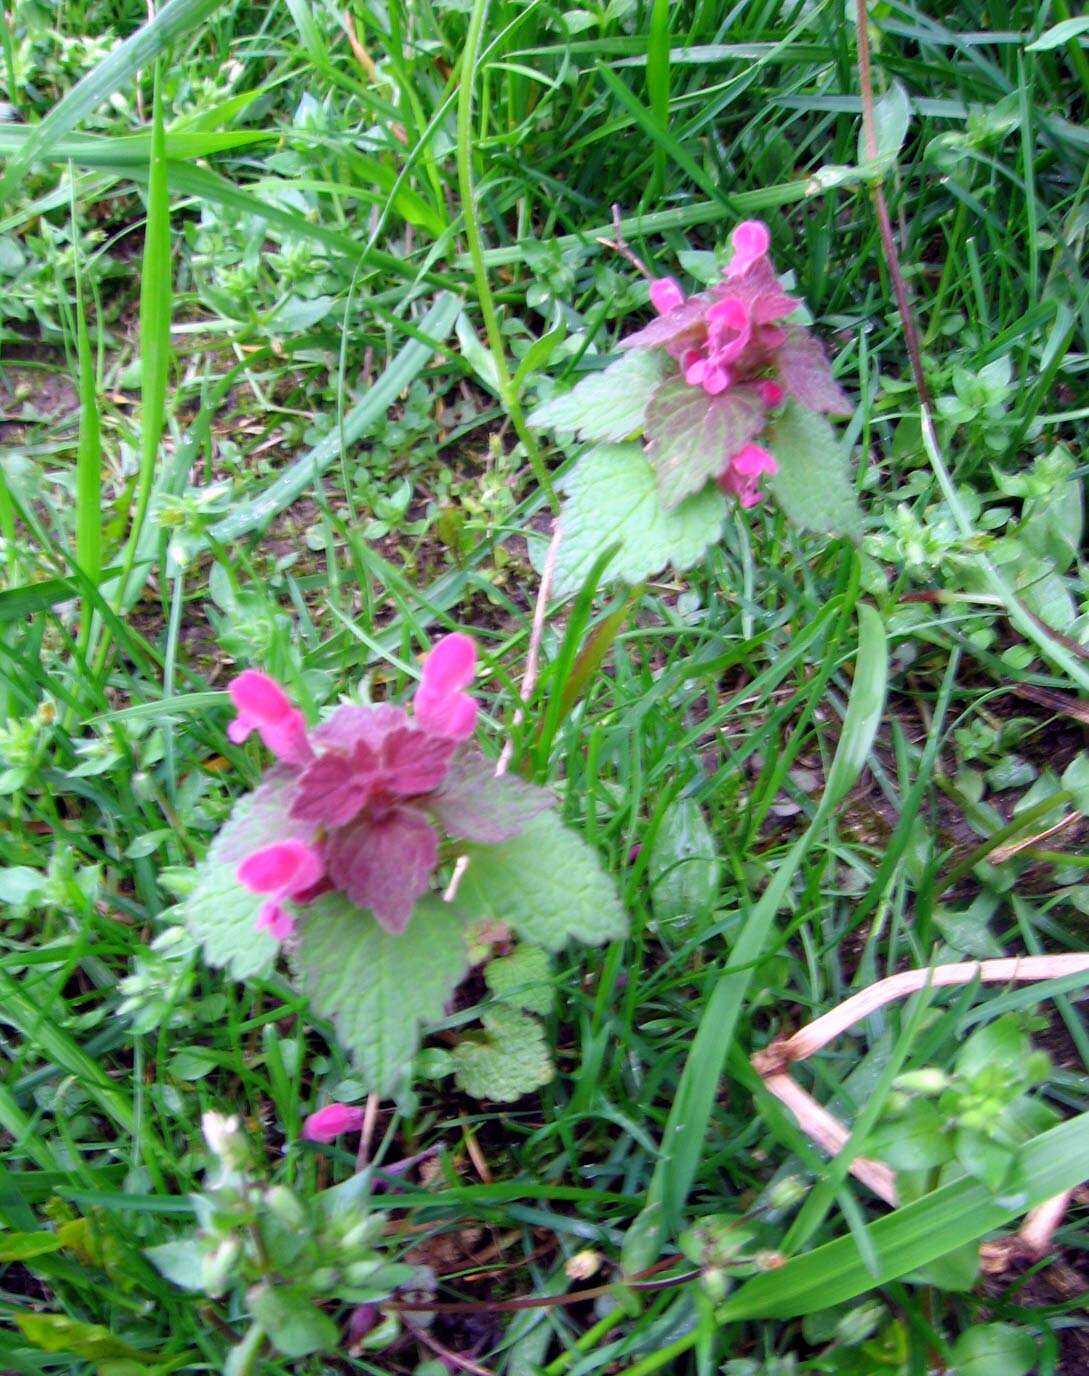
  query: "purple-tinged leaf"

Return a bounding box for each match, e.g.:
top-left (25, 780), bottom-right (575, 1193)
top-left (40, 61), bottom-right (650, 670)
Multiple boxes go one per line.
top-left (381, 728), bottom-right (456, 796)
top-left (324, 806), bottom-right (439, 934)
top-left (618, 291), bottom-right (713, 352)
top-left (775, 327), bottom-right (851, 415)
top-left (312, 703), bottom-right (407, 751)
top-left (427, 751), bottom-right (554, 843)
top-left (292, 740), bottom-right (383, 827)
top-left (645, 377), bottom-right (766, 510)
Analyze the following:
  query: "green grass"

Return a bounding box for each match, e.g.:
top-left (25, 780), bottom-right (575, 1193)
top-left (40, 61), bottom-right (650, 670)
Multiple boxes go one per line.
top-left (1, 0), bottom-right (1089, 1371)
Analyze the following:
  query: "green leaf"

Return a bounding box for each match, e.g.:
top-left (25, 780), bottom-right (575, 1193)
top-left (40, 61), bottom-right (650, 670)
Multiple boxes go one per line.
top-left (0, 1231), bottom-right (64, 1261)
top-left (14, 1313), bottom-right (153, 1362)
top-left (644, 376), bottom-right (765, 509)
top-left (950, 1323), bottom-right (1036, 1376)
top-left (248, 1283), bottom-right (339, 1358)
top-left (485, 944), bottom-right (553, 1015)
top-left (765, 401), bottom-right (861, 539)
top-left (552, 443), bottom-right (727, 598)
top-left (857, 79), bottom-right (912, 171)
top-left (1027, 16), bottom-right (1089, 50)
top-left (866, 1100), bottom-right (953, 1172)
top-left (955, 1128), bottom-right (1015, 1194)
top-left (179, 777), bottom-right (300, 980)
top-left (145, 1238), bottom-right (205, 1292)
top-left (1022, 478), bottom-right (1083, 572)
top-left (452, 1006), bottom-right (553, 1102)
top-left (527, 350), bottom-right (666, 442)
top-left (649, 797), bottom-right (720, 923)
top-left (460, 810), bottom-right (627, 951)
top-left (295, 894), bottom-right (468, 1095)
top-left (956, 1016), bottom-right (1025, 1079)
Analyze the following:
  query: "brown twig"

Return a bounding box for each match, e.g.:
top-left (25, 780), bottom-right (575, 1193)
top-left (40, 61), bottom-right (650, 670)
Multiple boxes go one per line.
top-left (753, 955), bottom-right (1089, 1267)
top-left (409, 1322), bottom-right (499, 1376)
top-left (388, 1254), bottom-right (696, 1314)
top-left (596, 203), bottom-right (655, 281)
top-left (497, 520), bottom-right (562, 775)
top-left (855, 0), bottom-right (930, 410)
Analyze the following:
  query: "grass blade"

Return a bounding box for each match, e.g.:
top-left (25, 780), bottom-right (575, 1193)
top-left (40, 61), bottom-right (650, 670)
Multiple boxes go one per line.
top-left (116, 67), bottom-right (171, 614)
top-left (624, 595), bottom-right (888, 1270)
top-left (0, 0), bottom-right (226, 203)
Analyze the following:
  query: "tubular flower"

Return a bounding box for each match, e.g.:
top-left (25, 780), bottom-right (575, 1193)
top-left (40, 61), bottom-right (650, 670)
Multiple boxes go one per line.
top-left (228, 671), bottom-right (312, 768)
top-left (413, 633), bottom-right (478, 741)
top-left (301, 1102), bottom-right (366, 1142)
top-left (237, 839), bottom-right (324, 941)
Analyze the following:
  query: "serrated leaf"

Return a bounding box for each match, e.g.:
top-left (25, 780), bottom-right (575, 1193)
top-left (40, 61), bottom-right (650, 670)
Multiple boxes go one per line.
top-left (644, 375), bottom-right (765, 509)
top-left (485, 944), bottom-right (553, 1014)
top-left (857, 79), bottom-right (912, 171)
top-left (527, 350), bottom-right (666, 442)
top-left (452, 1006), bottom-right (553, 1102)
top-left (649, 797), bottom-right (720, 923)
top-left (764, 400), bottom-right (861, 539)
top-left (775, 327), bottom-right (851, 414)
top-left (553, 442), bottom-right (727, 598)
top-left (428, 751), bottom-right (554, 843)
top-left (179, 774), bottom-right (308, 979)
top-left (294, 893), bottom-right (468, 1095)
top-left (459, 810), bottom-right (627, 950)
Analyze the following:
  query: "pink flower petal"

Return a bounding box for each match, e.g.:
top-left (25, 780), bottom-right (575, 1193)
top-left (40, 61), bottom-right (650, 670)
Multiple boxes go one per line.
top-left (255, 899), bottom-right (295, 942)
top-left (414, 633), bottom-right (478, 742)
top-left (238, 839), bottom-right (324, 897)
top-left (302, 1102), bottom-right (366, 1143)
top-left (757, 380), bottom-right (784, 407)
top-left (726, 220), bottom-right (771, 279)
top-left (701, 361), bottom-right (732, 395)
top-left (732, 442), bottom-right (778, 477)
top-left (649, 276), bottom-right (685, 315)
top-left (228, 671), bottom-right (312, 768)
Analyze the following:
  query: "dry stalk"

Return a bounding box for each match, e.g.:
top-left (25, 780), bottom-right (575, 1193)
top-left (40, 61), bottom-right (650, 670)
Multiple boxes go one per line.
top-left (753, 955), bottom-right (1089, 1268)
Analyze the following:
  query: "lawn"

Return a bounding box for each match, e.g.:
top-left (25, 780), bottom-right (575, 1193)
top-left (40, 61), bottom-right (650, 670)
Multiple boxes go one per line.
top-left (1, 1), bottom-right (1089, 1372)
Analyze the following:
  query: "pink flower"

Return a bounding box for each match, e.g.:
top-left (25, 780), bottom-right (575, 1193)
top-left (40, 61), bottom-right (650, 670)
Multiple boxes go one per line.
top-left (238, 839), bottom-right (324, 941)
top-left (718, 442), bottom-right (778, 509)
top-left (228, 671), bottom-right (312, 768)
top-left (413, 633), bottom-right (477, 741)
top-left (725, 219), bottom-right (770, 279)
top-left (649, 276), bottom-right (685, 315)
top-left (301, 1102), bottom-right (366, 1143)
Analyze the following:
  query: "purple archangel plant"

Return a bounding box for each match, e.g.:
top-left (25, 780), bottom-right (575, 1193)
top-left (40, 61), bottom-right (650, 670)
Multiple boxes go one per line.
top-left (178, 634), bottom-right (627, 1095)
top-left (528, 220), bottom-right (861, 597)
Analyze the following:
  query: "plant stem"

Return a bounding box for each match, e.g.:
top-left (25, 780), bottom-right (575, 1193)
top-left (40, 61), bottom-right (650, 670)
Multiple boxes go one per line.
top-left (455, 0), bottom-right (557, 511)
